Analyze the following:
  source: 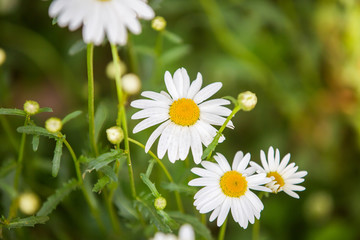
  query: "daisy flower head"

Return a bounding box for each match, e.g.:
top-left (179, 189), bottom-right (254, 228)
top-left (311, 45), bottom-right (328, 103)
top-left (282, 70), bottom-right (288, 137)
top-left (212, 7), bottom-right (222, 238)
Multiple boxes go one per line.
top-left (49, 0), bottom-right (155, 46)
top-left (131, 67), bottom-right (234, 164)
top-left (151, 224), bottom-right (195, 240)
top-left (189, 151), bottom-right (271, 229)
top-left (250, 146), bottom-right (308, 199)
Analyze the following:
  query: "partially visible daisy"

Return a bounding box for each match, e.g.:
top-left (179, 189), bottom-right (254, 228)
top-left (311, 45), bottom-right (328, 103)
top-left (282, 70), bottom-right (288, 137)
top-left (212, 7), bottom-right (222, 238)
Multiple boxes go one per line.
top-left (151, 224), bottom-right (195, 240)
top-left (189, 152), bottom-right (271, 229)
top-left (131, 67), bottom-right (233, 164)
top-left (49, 0), bottom-right (154, 45)
top-left (250, 146), bottom-right (308, 199)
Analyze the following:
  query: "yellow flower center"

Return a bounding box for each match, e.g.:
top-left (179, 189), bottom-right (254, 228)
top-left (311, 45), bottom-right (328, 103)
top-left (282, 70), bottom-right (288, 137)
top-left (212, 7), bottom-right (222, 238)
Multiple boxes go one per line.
top-left (97, 0), bottom-right (111, 2)
top-left (169, 98), bottom-right (200, 126)
top-left (267, 171), bottom-right (285, 187)
top-left (220, 171), bottom-right (247, 198)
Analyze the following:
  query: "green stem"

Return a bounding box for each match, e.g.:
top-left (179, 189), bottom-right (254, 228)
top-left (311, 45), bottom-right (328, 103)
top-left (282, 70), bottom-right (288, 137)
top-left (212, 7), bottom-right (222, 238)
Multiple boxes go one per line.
top-left (218, 217), bottom-right (228, 240)
top-left (63, 137), bottom-right (105, 232)
top-left (87, 43), bottom-right (98, 156)
top-left (8, 116), bottom-right (29, 219)
top-left (110, 44), bottom-right (137, 199)
top-left (252, 192), bottom-right (265, 240)
top-left (128, 137), bottom-right (184, 213)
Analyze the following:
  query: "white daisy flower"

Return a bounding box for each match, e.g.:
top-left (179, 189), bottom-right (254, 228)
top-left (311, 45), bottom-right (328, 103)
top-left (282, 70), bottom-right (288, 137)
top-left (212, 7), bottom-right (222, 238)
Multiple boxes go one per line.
top-left (189, 152), bottom-right (271, 229)
top-left (131, 67), bottom-right (233, 164)
top-left (151, 224), bottom-right (195, 240)
top-left (49, 0), bottom-right (155, 46)
top-left (250, 146), bottom-right (308, 199)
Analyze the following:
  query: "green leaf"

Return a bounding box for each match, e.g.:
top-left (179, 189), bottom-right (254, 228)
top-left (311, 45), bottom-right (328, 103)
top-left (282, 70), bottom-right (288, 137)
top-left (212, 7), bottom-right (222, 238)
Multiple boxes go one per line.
top-left (161, 182), bottom-right (197, 196)
top-left (38, 107), bottom-right (53, 114)
top-left (87, 149), bottom-right (126, 171)
top-left (134, 45), bottom-right (156, 56)
top-left (160, 45), bottom-right (191, 64)
top-left (32, 135), bottom-right (40, 152)
top-left (68, 40), bottom-right (87, 56)
top-left (37, 179), bottom-right (79, 217)
top-left (0, 180), bottom-right (17, 199)
top-left (6, 216), bottom-right (49, 229)
top-left (140, 173), bottom-right (160, 198)
top-left (62, 110), bottom-right (82, 125)
top-left (94, 102), bottom-right (108, 143)
top-left (17, 126), bottom-right (58, 139)
top-left (135, 196), bottom-right (172, 233)
top-left (52, 17), bottom-right (57, 25)
top-left (92, 176), bottom-right (110, 193)
top-left (164, 30), bottom-right (183, 44)
top-left (0, 108), bottom-right (26, 117)
top-left (168, 211), bottom-right (213, 240)
top-left (201, 137), bottom-right (220, 160)
top-left (52, 138), bottom-right (64, 177)
top-left (145, 159), bottom-right (156, 178)
top-left (0, 159), bottom-right (16, 178)
top-left (99, 165), bottom-right (117, 182)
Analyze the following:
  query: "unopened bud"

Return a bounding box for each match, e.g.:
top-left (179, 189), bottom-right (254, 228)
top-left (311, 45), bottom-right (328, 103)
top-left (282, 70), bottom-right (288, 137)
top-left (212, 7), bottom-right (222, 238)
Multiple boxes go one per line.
top-left (45, 117), bottom-right (62, 133)
top-left (106, 126), bottom-right (124, 145)
top-left (238, 91), bottom-right (257, 111)
top-left (106, 61), bottom-right (127, 80)
top-left (152, 16), bottom-right (167, 31)
top-left (18, 192), bottom-right (40, 215)
top-left (154, 196), bottom-right (167, 210)
top-left (0, 48), bottom-right (6, 66)
top-left (122, 73), bottom-right (141, 95)
top-left (23, 100), bottom-right (40, 115)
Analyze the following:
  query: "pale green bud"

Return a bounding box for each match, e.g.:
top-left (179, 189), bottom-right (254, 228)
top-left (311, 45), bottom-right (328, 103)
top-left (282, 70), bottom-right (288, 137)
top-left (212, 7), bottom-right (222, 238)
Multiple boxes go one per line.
top-left (154, 196), bottom-right (167, 210)
top-left (19, 192), bottom-right (40, 215)
top-left (0, 48), bottom-right (6, 66)
top-left (122, 73), bottom-right (141, 95)
top-left (106, 126), bottom-right (124, 145)
top-left (238, 91), bottom-right (257, 111)
top-left (152, 16), bottom-right (167, 31)
top-left (106, 61), bottom-right (127, 80)
top-left (45, 117), bottom-right (62, 133)
top-left (23, 100), bottom-right (40, 115)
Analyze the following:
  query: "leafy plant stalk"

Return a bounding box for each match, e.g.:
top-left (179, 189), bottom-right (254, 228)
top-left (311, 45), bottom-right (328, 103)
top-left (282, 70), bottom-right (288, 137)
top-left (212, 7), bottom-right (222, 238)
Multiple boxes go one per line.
top-left (218, 217), bottom-right (228, 240)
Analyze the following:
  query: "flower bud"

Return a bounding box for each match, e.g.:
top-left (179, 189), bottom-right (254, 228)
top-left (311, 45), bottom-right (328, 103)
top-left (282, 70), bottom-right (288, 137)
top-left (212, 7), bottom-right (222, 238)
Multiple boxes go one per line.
top-left (23, 100), bottom-right (40, 115)
top-left (0, 48), bottom-right (6, 66)
top-left (152, 16), bottom-right (167, 31)
top-left (106, 126), bottom-right (124, 145)
top-left (154, 196), bottom-right (167, 210)
top-left (237, 91), bottom-right (257, 111)
top-left (45, 117), bottom-right (62, 133)
top-left (122, 73), bottom-right (141, 95)
top-left (106, 61), bottom-right (127, 80)
top-left (18, 192), bottom-right (40, 215)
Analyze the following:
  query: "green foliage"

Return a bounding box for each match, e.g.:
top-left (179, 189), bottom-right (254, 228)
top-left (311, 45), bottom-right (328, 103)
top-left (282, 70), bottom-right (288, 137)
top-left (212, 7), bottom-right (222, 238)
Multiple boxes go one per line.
top-left (17, 126), bottom-right (58, 139)
top-left (37, 107), bottom-right (53, 114)
top-left (32, 135), bottom-right (40, 151)
top-left (161, 182), bottom-right (197, 196)
top-left (68, 40), bottom-right (87, 56)
top-left (61, 110), bottom-right (82, 125)
top-left (92, 176), bottom-right (110, 193)
top-left (52, 138), bottom-right (64, 177)
top-left (37, 179), bottom-right (79, 217)
top-left (94, 102), bottom-right (108, 143)
top-left (3, 216), bottom-right (49, 229)
top-left (0, 108), bottom-right (26, 117)
top-left (140, 173), bottom-right (160, 198)
top-left (87, 149), bottom-right (126, 171)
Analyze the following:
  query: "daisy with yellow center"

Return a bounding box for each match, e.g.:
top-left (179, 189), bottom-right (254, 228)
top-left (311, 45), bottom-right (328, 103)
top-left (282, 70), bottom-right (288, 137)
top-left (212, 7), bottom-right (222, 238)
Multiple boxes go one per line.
top-left (189, 152), bottom-right (271, 228)
top-left (48, 0), bottom-right (154, 45)
top-left (131, 68), bottom-right (233, 164)
top-left (250, 146), bottom-right (308, 199)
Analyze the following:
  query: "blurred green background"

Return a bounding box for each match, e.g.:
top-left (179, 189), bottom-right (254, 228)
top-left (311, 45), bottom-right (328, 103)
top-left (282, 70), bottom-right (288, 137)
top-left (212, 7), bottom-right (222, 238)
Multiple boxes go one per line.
top-left (1, 0), bottom-right (360, 239)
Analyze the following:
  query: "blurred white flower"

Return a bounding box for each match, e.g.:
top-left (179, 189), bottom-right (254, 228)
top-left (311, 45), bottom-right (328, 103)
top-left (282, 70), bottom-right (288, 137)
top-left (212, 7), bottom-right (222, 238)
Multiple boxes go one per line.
top-left (0, 48), bottom-right (6, 66)
top-left (151, 224), bottom-right (194, 240)
top-left (131, 67), bottom-right (233, 164)
top-left (250, 146), bottom-right (308, 199)
top-left (19, 192), bottom-right (40, 215)
top-left (49, 0), bottom-right (155, 45)
top-left (122, 73), bottom-right (141, 95)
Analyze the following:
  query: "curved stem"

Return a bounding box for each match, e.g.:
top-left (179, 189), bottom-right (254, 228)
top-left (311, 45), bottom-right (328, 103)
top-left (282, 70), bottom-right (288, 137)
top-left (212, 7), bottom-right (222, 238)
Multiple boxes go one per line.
top-left (128, 137), bottom-right (184, 213)
top-left (87, 43), bottom-right (98, 156)
top-left (218, 217), bottom-right (228, 240)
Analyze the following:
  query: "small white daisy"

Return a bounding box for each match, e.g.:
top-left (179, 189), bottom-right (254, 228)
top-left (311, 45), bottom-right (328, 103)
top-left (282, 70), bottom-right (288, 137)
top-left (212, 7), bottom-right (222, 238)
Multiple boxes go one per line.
top-left (151, 224), bottom-right (195, 240)
top-left (250, 146), bottom-right (308, 199)
top-left (49, 0), bottom-right (154, 45)
top-left (131, 67), bottom-right (233, 164)
top-left (189, 152), bottom-right (271, 229)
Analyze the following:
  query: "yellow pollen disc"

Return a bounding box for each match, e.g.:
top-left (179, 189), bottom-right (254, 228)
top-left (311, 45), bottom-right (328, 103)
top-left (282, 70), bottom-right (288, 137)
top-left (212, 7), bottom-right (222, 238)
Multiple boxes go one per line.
top-left (220, 171), bottom-right (247, 198)
top-left (169, 98), bottom-right (200, 126)
top-left (267, 171), bottom-right (285, 187)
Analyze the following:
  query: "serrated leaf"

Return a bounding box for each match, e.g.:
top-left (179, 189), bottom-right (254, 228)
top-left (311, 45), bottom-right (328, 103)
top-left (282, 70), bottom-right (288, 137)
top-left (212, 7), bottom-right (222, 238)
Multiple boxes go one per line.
top-left (140, 173), bottom-right (160, 198)
top-left (99, 165), bottom-right (117, 182)
top-left (37, 179), bottom-right (79, 217)
top-left (17, 126), bottom-right (58, 139)
top-left (52, 138), bottom-right (63, 177)
top-left (160, 45), bottom-right (191, 64)
top-left (92, 176), bottom-right (110, 193)
top-left (87, 149), bottom-right (126, 171)
top-left (135, 197), bottom-right (172, 233)
top-left (32, 135), bottom-right (40, 152)
top-left (201, 137), bottom-right (220, 160)
top-left (161, 182), bottom-right (197, 196)
top-left (164, 30), bottom-right (183, 44)
top-left (68, 40), bottom-right (87, 56)
top-left (168, 212), bottom-right (213, 240)
top-left (94, 102), bottom-right (108, 143)
top-left (62, 110), bottom-right (82, 125)
top-left (38, 107), bottom-right (53, 114)
top-left (0, 108), bottom-right (26, 117)
top-left (6, 216), bottom-right (49, 229)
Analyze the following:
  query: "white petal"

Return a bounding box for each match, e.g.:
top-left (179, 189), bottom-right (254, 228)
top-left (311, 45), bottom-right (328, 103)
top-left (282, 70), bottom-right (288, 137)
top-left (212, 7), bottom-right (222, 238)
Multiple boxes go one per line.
top-left (213, 153), bottom-right (231, 172)
top-left (131, 99), bottom-right (169, 109)
top-left (200, 112), bottom-right (234, 128)
top-left (167, 125), bottom-right (181, 163)
top-left (278, 153), bottom-right (291, 172)
top-left (209, 206), bottom-right (221, 222)
top-left (236, 153), bottom-right (251, 172)
top-left (268, 147), bottom-right (276, 171)
top-left (198, 99), bottom-right (231, 108)
top-left (193, 82), bottom-right (222, 104)
top-left (131, 107), bottom-right (168, 120)
top-left (141, 91), bottom-right (173, 104)
top-left (145, 120), bottom-right (171, 152)
top-left (132, 114), bottom-right (168, 133)
top-left (191, 168), bottom-right (219, 178)
top-left (157, 123), bottom-right (176, 159)
top-left (173, 68), bottom-right (184, 98)
top-left (260, 150), bottom-right (270, 172)
top-left (178, 224), bottom-right (195, 240)
top-left (164, 71), bottom-right (179, 100)
top-left (187, 73), bottom-right (203, 99)
top-left (217, 198), bottom-right (231, 227)
top-left (179, 127), bottom-right (191, 160)
top-left (189, 126), bottom-right (203, 164)
top-left (201, 161), bottom-right (224, 176)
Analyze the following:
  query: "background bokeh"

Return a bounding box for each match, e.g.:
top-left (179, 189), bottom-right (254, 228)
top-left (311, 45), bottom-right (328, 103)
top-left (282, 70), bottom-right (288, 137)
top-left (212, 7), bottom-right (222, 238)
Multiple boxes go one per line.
top-left (1, 0), bottom-right (360, 239)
